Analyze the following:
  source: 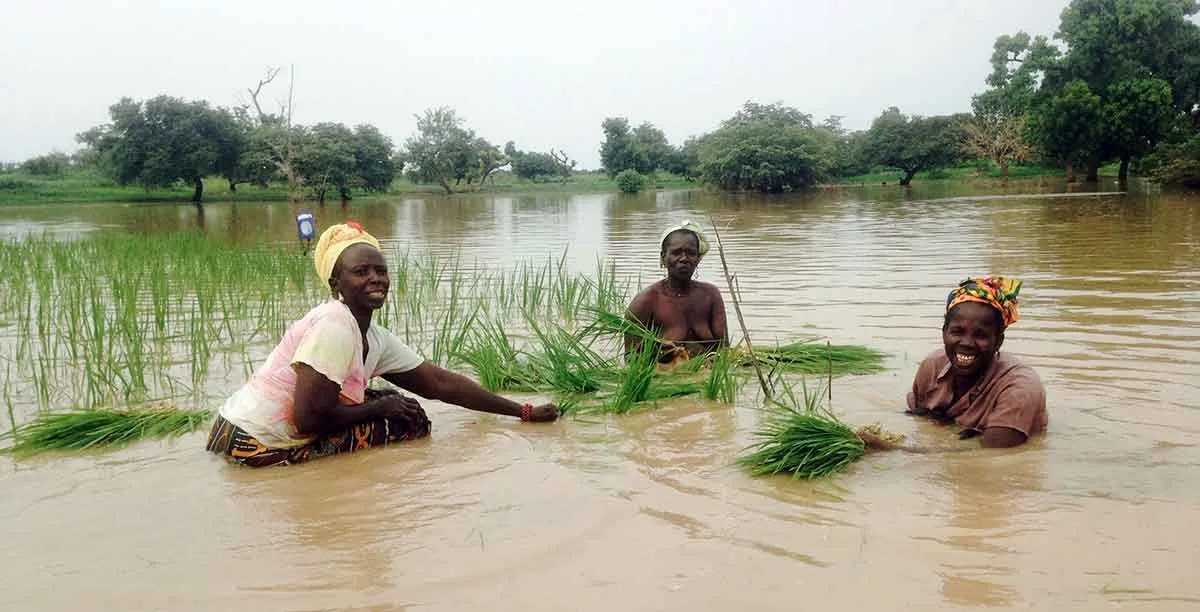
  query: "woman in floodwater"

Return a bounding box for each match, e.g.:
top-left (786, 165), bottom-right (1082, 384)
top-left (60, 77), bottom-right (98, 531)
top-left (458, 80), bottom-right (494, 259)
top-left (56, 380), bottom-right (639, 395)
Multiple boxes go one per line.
top-left (624, 221), bottom-right (728, 366)
top-left (205, 222), bottom-right (558, 467)
top-left (870, 277), bottom-right (1047, 450)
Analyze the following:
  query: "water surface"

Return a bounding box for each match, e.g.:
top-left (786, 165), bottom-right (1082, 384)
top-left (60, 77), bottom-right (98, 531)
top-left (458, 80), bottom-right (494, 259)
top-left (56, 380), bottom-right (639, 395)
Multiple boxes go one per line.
top-left (2, 183), bottom-right (1198, 610)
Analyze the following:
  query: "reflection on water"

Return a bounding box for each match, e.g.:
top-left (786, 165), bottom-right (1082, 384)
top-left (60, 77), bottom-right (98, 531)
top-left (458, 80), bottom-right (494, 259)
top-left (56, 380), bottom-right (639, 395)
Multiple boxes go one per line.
top-left (1, 182), bottom-right (1199, 610)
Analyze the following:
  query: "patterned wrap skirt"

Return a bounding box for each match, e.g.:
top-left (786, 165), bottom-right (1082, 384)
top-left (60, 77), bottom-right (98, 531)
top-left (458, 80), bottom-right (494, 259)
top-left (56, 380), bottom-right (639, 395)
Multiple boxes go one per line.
top-left (205, 389), bottom-right (431, 467)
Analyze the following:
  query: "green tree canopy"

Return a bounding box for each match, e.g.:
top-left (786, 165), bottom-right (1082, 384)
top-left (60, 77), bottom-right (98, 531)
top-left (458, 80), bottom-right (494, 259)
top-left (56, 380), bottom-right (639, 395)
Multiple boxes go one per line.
top-left (403, 107), bottom-right (476, 194)
top-left (77, 95), bottom-right (242, 203)
top-left (695, 102), bottom-right (833, 193)
top-left (599, 117), bottom-right (672, 176)
top-left (862, 107), bottom-right (965, 185)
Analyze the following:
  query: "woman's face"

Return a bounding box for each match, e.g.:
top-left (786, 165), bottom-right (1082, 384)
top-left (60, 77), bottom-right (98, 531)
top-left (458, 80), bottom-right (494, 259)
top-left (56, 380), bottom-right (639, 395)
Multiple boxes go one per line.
top-left (331, 244), bottom-right (389, 311)
top-left (661, 231), bottom-right (700, 282)
top-left (942, 301), bottom-right (1004, 379)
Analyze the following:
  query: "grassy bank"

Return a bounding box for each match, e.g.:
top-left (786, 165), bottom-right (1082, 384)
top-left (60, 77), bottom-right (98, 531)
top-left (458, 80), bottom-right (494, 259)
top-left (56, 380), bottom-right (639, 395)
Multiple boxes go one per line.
top-left (830, 162), bottom-right (1124, 186)
top-left (0, 169), bottom-right (698, 206)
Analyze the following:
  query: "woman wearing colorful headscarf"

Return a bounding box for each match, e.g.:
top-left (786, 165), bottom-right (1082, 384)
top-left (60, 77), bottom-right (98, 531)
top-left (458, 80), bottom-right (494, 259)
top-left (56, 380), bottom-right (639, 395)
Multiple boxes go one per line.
top-left (206, 222), bottom-right (558, 467)
top-left (624, 220), bottom-right (728, 366)
top-left (899, 276), bottom-right (1047, 448)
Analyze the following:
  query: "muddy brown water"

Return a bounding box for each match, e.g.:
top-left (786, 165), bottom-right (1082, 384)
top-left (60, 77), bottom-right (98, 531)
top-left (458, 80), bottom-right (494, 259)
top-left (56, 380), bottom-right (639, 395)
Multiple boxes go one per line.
top-left (2, 183), bottom-right (1198, 610)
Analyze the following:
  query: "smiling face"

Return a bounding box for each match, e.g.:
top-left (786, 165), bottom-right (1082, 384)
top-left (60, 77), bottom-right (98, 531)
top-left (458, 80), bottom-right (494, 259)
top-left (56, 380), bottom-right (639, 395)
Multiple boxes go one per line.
top-left (942, 301), bottom-right (1005, 380)
top-left (661, 230), bottom-right (700, 283)
top-left (329, 243), bottom-right (389, 312)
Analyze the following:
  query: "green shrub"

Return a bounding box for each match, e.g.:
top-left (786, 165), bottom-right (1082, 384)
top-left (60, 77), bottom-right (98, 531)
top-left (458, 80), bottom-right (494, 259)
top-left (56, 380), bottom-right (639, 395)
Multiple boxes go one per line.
top-left (614, 169), bottom-right (646, 193)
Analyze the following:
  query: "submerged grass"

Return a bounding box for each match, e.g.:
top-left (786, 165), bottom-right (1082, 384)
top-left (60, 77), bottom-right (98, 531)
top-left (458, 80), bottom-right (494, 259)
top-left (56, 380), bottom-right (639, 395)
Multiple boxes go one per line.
top-left (3, 406), bottom-right (212, 456)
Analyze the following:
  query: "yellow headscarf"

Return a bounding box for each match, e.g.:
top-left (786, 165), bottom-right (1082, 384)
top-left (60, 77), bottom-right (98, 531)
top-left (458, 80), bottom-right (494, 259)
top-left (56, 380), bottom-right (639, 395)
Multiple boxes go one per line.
top-left (946, 276), bottom-right (1022, 328)
top-left (313, 221), bottom-right (381, 283)
top-left (659, 220), bottom-right (710, 265)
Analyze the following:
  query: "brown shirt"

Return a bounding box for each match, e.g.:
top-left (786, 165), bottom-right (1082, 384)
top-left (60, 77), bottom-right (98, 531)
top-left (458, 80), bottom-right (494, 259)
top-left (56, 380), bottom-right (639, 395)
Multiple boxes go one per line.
top-left (906, 349), bottom-right (1048, 437)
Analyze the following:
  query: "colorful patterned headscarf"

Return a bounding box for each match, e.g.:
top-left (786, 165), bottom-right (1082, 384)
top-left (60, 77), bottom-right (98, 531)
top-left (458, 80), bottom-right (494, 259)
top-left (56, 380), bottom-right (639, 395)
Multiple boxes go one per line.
top-left (313, 221), bottom-right (381, 283)
top-left (946, 276), bottom-right (1022, 328)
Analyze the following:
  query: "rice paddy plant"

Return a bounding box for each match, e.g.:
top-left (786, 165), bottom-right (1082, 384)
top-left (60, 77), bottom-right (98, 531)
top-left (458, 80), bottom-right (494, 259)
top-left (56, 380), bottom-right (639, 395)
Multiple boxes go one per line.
top-left (746, 340), bottom-right (886, 376)
top-left (736, 373), bottom-right (866, 480)
top-left (702, 348), bottom-right (740, 403)
top-left (2, 405), bottom-right (213, 456)
top-left (456, 317), bottom-right (542, 392)
top-left (607, 335), bottom-right (659, 414)
top-left (523, 312), bottom-right (609, 395)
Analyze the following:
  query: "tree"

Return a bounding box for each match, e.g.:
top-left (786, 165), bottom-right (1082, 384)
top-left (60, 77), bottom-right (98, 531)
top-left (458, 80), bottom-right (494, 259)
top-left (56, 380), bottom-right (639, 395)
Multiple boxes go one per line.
top-left (987, 0), bottom-right (1200, 181)
top-left (695, 102), bottom-right (833, 193)
top-left (350, 124), bottom-right (398, 193)
top-left (1103, 76), bottom-right (1175, 181)
top-left (664, 137), bottom-right (701, 180)
top-left (862, 107), bottom-right (964, 185)
top-left (505, 142), bottom-right (573, 182)
top-left (599, 117), bottom-right (634, 177)
top-left (963, 114), bottom-right (1035, 179)
top-left (471, 138), bottom-right (508, 188)
top-left (1028, 79), bottom-right (1104, 182)
top-left (549, 149), bottom-right (576, 181)
top-left (77, 96), bottom-right (242, 203)
top-left (244, 66), bottom-right (303, 202)
top-left (295, 123), bottom-right (355, 203)
top-left (19, 152), bottom-right (72, 176)
top-left (404, 107), bottom-right (476, 194)
top-left (599, 117), bottom-right (671, 176)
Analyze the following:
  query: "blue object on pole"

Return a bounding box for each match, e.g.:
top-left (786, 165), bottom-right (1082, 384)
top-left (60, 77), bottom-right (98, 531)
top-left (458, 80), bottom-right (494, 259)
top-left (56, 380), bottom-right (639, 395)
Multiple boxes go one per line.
top-left (296, 212), bottom-right (316, 241)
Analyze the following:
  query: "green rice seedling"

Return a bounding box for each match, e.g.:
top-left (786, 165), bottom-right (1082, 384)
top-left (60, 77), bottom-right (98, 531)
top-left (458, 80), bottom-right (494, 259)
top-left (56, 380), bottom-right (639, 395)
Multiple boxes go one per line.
top-left (745, 340), bottom-right (886, 376)
top-left (606, 336), bottom-right (659, 414)
top-left (3, 405), bottom-right (213, 456)
top-left (523, 312), bottom-right (609, 395)
top-left (702, 348), bottom-right (740, 403)
top-left (736, 373), bottom-right (866, 480)
top-left (456, 318), bottom-right (542, 392)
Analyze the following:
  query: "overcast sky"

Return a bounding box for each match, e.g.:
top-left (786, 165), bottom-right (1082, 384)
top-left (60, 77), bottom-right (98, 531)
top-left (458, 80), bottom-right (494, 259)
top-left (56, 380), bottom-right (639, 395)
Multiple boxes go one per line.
top-left (0, 0), bottom-right (1073, 169)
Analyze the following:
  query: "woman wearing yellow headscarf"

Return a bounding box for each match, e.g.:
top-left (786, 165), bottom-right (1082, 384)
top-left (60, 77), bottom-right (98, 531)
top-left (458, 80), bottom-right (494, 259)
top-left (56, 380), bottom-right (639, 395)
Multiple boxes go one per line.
top-left (206, 222), bottom-right (558, 467)
top-left (895, 276), bottom-right (1047, 449)
top-left (624, 220), bottom-right (728, 366)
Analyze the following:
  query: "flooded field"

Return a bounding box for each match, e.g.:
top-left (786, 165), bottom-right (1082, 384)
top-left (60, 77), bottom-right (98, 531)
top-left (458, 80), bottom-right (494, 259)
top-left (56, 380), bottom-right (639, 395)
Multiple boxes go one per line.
top-left (1, 183), bottom-right (1198, 610)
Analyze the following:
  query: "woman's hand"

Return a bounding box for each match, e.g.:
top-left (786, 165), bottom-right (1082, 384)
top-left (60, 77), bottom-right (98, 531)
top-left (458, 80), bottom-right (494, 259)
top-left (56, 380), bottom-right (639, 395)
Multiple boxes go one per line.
top-left (527, 403), bottom-right (559, 422)
top-left (375, 394), bottom-right (431, 432)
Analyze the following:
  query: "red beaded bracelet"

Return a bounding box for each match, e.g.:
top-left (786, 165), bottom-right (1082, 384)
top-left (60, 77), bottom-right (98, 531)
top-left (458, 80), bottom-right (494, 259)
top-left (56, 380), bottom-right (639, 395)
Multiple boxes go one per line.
top-left (520, 403), bottom-right (533, 422)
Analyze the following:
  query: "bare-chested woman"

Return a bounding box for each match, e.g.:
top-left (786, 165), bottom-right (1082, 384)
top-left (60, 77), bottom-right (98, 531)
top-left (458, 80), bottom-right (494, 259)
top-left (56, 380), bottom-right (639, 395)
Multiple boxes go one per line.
top-left (624, 221), bottom-right (728, 365)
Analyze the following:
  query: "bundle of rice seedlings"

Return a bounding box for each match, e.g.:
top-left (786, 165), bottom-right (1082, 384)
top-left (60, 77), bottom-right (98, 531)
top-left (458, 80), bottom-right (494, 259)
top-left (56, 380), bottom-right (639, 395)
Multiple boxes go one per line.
top-left (745, 340), bottom-right (886, 376)
top-left (4, 405), bottom-right (213, 456)
top-left (737, 376), bottom-right (867, 479)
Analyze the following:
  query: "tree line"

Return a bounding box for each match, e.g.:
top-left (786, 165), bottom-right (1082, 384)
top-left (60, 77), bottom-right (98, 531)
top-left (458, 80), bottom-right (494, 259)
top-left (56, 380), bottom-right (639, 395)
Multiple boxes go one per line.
top-left (8, 0), bottom-right (1200, 199)
top-left (598, 0), bottom-right (1200, 191)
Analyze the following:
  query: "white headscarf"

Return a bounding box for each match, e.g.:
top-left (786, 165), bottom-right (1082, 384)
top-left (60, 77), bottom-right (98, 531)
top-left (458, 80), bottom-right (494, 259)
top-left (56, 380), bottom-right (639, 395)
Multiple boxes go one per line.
top-left (659, 220), bottom-right (710, 266)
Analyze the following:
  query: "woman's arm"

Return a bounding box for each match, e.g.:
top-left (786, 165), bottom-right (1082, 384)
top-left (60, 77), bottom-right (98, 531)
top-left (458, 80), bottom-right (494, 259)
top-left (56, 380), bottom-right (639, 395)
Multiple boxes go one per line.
top-left (382, 363), bottom-right (557, 421)
top-left (291, 363), bottom-right (427, 436)
top-left (624, 291), bottom-right (655, 361)
top-left (709, 286), bottom-right (729, 348)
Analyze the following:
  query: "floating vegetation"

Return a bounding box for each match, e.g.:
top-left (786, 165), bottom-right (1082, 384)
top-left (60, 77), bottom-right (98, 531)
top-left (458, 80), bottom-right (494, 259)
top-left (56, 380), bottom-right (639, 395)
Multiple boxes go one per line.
top-left (3, 405), bottom-right (213, 456)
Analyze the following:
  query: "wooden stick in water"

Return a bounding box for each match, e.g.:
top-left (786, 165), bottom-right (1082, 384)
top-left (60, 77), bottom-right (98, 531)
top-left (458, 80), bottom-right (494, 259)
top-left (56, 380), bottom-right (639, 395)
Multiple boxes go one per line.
top-left (707, 215), bottom-right (772, 400)
top-left (827, 340), bottom-right (833, 409)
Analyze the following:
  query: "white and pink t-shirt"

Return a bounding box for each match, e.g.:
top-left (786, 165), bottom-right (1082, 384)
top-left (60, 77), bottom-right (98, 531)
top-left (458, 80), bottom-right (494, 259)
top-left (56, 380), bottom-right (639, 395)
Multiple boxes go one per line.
top-left (218, 300), bottom-right (424, 448)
